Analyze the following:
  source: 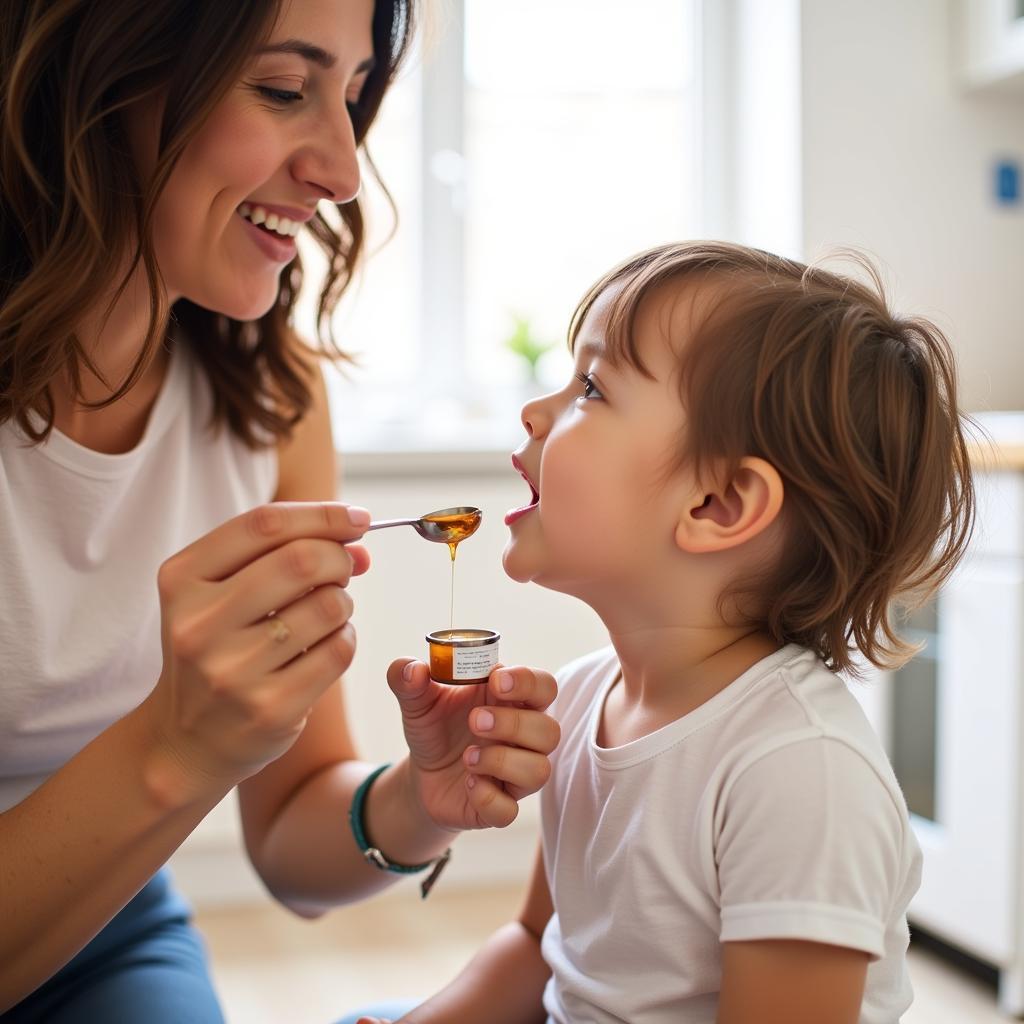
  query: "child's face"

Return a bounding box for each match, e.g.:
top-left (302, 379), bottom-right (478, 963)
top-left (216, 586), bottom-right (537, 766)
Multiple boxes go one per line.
top-left (503, 282), bottom-right (698, 599)
top-left (130, 0), bottom-right (375, 320)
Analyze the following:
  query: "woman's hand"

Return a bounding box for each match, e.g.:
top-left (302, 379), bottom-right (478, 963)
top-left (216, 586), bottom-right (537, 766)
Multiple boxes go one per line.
top-left (144, 502), bottom-right (371, 798)
top-left (385, 658), bottom-right (560, 830)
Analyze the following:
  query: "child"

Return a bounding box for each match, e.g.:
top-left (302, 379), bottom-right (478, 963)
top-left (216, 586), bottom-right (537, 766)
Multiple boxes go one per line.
top-left (360, 240), bottom-right (975, 1024)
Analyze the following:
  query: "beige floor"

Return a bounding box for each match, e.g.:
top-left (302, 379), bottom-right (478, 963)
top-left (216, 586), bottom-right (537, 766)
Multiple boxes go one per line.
top-left (195, 884), bottom-right (1008, 1023)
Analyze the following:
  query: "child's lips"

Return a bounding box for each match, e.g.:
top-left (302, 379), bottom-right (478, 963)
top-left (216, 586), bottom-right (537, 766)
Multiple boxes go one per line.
top-left (506, 453), bottom-right (540, 525)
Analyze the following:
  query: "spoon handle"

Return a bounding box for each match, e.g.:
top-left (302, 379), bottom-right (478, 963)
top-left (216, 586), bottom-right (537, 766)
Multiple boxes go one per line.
top-left (366, 517), bottom-right (419, 531)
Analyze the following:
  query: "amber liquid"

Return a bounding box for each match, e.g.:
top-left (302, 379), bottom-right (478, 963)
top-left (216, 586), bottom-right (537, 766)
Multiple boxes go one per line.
top-left (422, 510), bottom-right (482, 631)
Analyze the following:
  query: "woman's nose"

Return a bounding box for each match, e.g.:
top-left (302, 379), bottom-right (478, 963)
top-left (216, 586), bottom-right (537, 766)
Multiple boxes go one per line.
top-left (292, 104), bottom-right (362, 203)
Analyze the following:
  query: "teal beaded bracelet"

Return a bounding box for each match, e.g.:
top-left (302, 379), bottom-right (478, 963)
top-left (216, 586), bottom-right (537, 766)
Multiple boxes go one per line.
top-left (348, 763), bottom-right (451, 899)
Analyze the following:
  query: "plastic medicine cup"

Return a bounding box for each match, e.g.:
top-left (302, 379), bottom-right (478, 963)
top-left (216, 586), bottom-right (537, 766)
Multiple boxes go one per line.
top-left (426, 629), bottom-right (500, 685)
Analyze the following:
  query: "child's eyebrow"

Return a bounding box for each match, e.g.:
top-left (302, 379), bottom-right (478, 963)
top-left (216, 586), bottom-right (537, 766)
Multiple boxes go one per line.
top-left (575, 339), bottom-right (605, 359)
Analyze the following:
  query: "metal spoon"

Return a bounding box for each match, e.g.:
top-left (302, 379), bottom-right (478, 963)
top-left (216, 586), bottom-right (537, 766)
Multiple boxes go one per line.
top-left (366, 506), bottom-right (483, 545)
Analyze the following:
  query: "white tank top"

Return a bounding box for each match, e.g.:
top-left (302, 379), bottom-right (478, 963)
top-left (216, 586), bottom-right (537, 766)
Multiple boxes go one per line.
top-left (0, 345), bottom-right (278, 812)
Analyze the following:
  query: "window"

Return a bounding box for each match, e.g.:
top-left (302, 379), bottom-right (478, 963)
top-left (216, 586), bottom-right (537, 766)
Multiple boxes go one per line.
top-left (299, 0), bottom-right (798, 452)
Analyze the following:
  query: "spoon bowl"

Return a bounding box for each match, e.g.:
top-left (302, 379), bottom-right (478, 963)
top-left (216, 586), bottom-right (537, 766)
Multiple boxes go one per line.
top-left (367, 506), bottom-right (483, 545)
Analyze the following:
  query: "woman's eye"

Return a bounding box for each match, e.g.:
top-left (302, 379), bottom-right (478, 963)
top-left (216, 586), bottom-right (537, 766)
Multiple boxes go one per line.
top-left (574, 371), bottom-right (603, 401)
top-left (256, 86), bottom-right (304, 105)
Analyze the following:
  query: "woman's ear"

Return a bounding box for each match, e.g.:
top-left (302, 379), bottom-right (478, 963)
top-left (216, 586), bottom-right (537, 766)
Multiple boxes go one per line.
top-left (675, 456), bottom-right (784, 554)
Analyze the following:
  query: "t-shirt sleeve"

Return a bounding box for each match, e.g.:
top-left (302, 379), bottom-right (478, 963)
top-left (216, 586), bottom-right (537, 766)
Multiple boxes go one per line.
top-left (715, 735), bottom-right (908, 959)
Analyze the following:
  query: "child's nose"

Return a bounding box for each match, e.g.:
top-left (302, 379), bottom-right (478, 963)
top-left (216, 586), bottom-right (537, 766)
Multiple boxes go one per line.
top-left (520, 394), bottom-right (550, 439)
top-left (524, 389), bottom-right (557, 438)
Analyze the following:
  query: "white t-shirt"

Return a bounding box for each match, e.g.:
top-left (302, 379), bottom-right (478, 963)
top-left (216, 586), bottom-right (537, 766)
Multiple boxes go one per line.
top-left (539, 644), bottom-right (921, 1024)
top-left (0, 344), bottom-right (277, 812)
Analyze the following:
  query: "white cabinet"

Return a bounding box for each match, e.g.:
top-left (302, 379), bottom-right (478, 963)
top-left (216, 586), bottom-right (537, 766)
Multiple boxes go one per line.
top-left (959, 0), bottom-right (1024, 91)
top-left (863, 431), bottom-right (1024, 1015)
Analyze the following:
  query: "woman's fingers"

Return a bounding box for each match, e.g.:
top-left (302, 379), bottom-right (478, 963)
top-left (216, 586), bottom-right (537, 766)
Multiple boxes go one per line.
top-left (347, 543), bottom-right (371, 577)
top-left (464, 773), bottom-right (519, 828)
top-left (462, 668), bottom-right (560, 805)
top-left (488, 665), bottom-right (557, 711)
top-left (222, 538), bottom-right (359, 628)
top-left (240, 585), bottom-right (354, 672)
top-left (463, 743), bottom-right (551, 798)
top-left (385, 658), bottom-right (439, 711)
top-left (469, 703), bottom-right (560, 757)
top-left (271, 621), bottom-right (359, 711)
top-left (162, 502), bottom-right (370, 585)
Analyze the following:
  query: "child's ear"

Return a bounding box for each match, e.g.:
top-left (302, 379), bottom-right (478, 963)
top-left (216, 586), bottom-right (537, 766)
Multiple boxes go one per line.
top-left (675, 457), bottom-right (784, 554)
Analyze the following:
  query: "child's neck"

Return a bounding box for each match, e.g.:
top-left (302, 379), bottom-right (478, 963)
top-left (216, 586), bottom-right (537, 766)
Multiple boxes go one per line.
top-left (598, 625), bottom-right (780, 747)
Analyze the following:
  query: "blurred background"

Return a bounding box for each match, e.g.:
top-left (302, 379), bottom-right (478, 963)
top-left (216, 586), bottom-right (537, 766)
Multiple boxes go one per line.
top-left (170, 1), bottom-right (1024, 1019)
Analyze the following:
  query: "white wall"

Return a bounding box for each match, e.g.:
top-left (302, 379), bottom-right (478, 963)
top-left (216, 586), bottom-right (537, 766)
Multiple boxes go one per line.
top-left (801, 0), bottom-right (1024, 412)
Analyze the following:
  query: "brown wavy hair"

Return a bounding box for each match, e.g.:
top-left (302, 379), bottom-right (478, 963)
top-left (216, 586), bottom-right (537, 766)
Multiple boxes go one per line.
top-left (570, 241), bottom-right (976, 673)
top-left (0, 0), bottom-right (414, 446)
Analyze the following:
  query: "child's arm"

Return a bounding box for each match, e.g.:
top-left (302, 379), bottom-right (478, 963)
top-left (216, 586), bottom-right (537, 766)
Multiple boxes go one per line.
top-left (395, 844), bottom-right (553, 1024)
top-left (717, 938), bottom-right (869, 1024)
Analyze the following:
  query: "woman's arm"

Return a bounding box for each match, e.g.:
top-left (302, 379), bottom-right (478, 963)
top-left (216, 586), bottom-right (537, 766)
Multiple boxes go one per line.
top-left (386, 844), bottom-right (553, 1024)
top-left (717, 939), bottom-right (869, 1024)
top-left (0, 702), bottom-right (230, 1011)
top-left (237, 358), bottom-right (452, 907)
top-left (0, 502), bottom-right (369, 1008)
top-left (0, 363), bottom-right (371, 1010)
top-left (240, 361), bottom-right (560, 912)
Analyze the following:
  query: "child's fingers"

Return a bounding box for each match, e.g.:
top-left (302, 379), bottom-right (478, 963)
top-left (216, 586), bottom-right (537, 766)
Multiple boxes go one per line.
top-left (464, 744), bottom-right (551, 795)
top-left (488, 665), bottom-right (557, 711)
top-left (469, 705), bottom-right (560, 756)
top-left (465, 773), bottom-right (519, 828)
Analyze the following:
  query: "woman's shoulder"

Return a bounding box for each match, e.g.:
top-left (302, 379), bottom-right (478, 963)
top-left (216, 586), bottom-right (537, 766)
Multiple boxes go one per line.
top-left (273, 356), bottom-right (335, 503)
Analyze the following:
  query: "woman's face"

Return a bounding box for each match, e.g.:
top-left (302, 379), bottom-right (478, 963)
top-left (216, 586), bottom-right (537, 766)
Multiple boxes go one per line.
top-left (140, 0), bottom-right (376, 321)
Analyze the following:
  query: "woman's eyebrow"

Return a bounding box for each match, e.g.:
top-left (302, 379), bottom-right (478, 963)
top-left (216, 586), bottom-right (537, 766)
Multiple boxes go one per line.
top-left (256, 39), bottom-right (376, 75)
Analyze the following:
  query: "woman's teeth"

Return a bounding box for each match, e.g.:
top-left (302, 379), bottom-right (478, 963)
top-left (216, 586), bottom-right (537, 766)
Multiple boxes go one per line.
top-left (238, 203), bottom-right (301, 238)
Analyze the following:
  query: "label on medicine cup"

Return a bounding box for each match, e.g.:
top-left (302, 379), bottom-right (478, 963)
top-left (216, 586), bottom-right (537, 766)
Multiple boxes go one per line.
top-left (452, 643), bottom-right (500, 680)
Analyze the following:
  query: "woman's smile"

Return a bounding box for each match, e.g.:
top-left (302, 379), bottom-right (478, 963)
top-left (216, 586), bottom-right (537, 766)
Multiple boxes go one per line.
top-left (235, 202), bottom-right (314, 263)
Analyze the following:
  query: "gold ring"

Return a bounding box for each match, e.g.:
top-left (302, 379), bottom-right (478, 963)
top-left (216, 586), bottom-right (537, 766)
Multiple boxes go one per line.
top-left (267, 616), bottom-right (291, 645)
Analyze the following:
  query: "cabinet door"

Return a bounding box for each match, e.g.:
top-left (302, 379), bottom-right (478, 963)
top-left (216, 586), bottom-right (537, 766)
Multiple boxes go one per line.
top-left (897, 556), bottom-right (1023, 963)
top-left (960, 0), bottom-right (1024, 90)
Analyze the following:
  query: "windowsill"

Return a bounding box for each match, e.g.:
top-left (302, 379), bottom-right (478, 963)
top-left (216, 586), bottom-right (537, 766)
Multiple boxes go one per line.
top-left (339, 445), bottom-right (513, 479)
top-left (329, 383), bottom-right (533, 478)
top-left (334, 411), bottom-right (522, 479)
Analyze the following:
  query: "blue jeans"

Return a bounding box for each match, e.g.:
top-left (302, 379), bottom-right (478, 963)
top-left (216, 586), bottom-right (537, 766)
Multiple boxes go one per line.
top-left (336, 1002), bottom-right (418, 1024)
top-left (2, 869), bottom-right (224, 1024)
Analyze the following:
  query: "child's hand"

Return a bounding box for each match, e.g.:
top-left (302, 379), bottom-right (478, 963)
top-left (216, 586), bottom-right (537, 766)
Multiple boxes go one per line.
top-left (386, 659), bottom-right (560, 830)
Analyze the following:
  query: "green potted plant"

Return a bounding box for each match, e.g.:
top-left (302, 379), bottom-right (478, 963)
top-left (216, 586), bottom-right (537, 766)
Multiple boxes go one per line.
top-left (503, 313), bottom-right (554, 385)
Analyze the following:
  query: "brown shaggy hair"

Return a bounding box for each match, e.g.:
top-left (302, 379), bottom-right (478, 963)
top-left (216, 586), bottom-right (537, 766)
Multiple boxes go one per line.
top-left (0, 0), bottom-right (414, 446)
top-left (569, 241), bottom-right (976, 674)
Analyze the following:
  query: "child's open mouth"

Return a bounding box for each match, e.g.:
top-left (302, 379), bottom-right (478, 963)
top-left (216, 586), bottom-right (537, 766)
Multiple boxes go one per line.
top-left (506, 453), bottom-right (540, 525)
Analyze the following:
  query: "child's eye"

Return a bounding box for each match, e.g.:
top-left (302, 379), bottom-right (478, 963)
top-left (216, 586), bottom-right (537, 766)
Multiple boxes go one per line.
top-left (574, 371), bottom-right (603, 401)
top-left (255, 86), bottom-right (304, 105)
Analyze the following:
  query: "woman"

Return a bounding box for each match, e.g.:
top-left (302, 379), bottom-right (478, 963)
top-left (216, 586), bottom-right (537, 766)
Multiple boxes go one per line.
top-left (0, 1), bottom-right (559, 1020)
